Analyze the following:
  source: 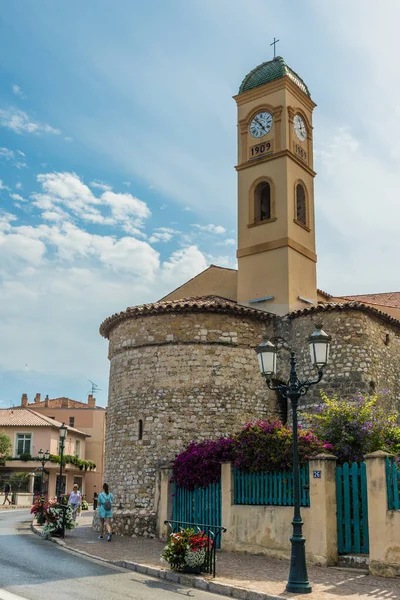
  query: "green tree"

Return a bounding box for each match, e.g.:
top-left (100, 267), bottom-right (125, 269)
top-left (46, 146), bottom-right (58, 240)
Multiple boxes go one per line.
top-left (0, 432), bottom-right (12, 462)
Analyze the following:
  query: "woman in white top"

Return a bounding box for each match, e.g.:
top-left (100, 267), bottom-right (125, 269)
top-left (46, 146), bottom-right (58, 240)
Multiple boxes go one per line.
top-left (68, 484), bottom-right (81, 521)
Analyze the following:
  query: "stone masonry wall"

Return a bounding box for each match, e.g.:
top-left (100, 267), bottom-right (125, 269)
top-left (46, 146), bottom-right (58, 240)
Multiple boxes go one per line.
top-left (105, 310), bottom-right (276, 537)
top-left (104, 304), bottom-right (400, 538)
top-left (274, 310), bottom-right (400, 420)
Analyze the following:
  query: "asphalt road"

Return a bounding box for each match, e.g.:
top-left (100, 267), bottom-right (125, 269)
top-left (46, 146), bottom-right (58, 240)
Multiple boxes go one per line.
top-left (0, 511), bottom-right (227, 600)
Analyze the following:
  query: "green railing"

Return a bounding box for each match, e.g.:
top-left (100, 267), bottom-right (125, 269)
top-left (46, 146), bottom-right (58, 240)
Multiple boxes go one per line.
top-left (386, 457), bottom-right (400, 510)
top-left (233, 467), bottom-right (310, 507)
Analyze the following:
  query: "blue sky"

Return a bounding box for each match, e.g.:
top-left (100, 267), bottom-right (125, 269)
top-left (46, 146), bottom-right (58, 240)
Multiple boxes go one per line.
top-left (1, 0), bottom-right (399, 408)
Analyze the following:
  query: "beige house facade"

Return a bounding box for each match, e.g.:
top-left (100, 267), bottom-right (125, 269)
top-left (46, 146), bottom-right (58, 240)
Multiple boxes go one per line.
top-left (17, 393), bottom-right (106, 501)
top-left (0, 408), bottom-right (90, 504)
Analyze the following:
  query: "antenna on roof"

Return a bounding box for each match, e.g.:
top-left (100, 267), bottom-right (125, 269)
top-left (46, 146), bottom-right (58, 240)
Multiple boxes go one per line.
top-left (88, 380), bottom-right (102, 396)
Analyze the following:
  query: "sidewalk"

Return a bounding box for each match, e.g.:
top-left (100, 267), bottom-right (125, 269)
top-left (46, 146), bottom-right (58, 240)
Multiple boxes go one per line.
top-left (44, 512), bottom-right (400, 600)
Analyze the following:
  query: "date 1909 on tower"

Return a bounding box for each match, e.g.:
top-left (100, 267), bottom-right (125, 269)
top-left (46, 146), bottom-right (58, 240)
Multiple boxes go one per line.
top-left (295, 143), bottom-right (307, 162)
top-left (249, 141), bottom-right (272, 160)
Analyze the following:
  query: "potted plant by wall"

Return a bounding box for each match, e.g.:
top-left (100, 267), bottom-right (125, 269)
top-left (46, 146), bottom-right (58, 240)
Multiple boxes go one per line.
top-left (161, 528), bottom-right (212, 574)
top-left (30, 495), bottom-right (47, 525)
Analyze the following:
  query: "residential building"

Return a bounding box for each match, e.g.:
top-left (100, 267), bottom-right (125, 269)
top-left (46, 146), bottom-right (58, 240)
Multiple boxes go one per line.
top-left (18, 393), bottom-right (106, 501)
top-left (0, 408), bottom-right (90, 504)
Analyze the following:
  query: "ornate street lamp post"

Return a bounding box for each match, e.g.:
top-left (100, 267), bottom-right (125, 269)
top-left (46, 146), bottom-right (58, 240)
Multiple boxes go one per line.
top-left (256, 324), bottom-right (331, 595)
top-left (37, 449), bottom-right (50, 496)
top-left (57, 423), bottom-right (67, 502)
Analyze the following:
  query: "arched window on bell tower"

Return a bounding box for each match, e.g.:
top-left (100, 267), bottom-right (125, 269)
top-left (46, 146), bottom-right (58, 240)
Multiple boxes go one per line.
top-left (254, 181), bottom-right (271, 222)
top-left (295, 182), bottom-right (307, 226)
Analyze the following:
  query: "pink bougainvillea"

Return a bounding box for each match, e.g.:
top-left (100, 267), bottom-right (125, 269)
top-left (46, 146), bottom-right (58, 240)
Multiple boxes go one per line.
top-left (172, 420), bottom-right (332, 489)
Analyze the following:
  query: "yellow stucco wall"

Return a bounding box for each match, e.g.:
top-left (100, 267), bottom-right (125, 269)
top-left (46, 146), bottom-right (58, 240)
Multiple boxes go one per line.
top-left (160, 265), bottom-right (238, 302)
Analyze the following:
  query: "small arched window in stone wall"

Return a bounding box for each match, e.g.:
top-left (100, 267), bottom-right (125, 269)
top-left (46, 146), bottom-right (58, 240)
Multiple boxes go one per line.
top-left (138, 419), bottom-right (143, 440)
top-left (254, 181), bottom-right (271, 222)
top-left (369, 381), bottom-right (376, 395)
top-left (296, 183), bottom-right (307, 225)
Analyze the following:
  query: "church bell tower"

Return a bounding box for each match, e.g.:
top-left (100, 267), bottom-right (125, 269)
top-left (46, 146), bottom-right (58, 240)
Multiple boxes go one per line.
top-left (235, 56), bottom-right (317, 316)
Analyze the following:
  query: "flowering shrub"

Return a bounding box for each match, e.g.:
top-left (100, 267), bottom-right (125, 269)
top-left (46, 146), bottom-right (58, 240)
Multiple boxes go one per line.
top-left (233, 419), bottom-right (332, 472)
top-left (171, 438), bottom-right (234, 490)
top-left (30, 495), bottom-right (47, 517)
top-left (172, 420), bottom-right (331, 489)
top-left (161, 528), bottom-right (212, 571)
top-left (81, 499), bottom-right (89, 510)
top-left (31, 495), bottom-right (76, 536)
top-left (306, 392), bottom-right (400, 464)
top-left (31, 495), bottom-right (49, 523)
top-left (41, 501), bottom-right (76, 537)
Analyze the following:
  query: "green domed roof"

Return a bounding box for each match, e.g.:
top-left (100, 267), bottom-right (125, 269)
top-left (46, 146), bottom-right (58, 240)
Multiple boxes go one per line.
top-left (238, 56), bottom-right (310, 97)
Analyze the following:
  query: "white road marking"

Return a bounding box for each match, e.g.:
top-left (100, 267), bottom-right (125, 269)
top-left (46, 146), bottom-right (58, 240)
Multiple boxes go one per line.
top-left (0, 590), bottom-right (29, 600)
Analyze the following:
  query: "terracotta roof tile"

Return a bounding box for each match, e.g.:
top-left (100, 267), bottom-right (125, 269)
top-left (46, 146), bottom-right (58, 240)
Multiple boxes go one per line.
top-left (287, 301), bottom-right (400, 329)
top-left (28, 397), bottom-right (89, 409)
top-left (340, 292), bottom-right (400, 309)
top-left (100, 295), bottom-right (273, 339)
top-left (0, 408), bottom-right (90, 436)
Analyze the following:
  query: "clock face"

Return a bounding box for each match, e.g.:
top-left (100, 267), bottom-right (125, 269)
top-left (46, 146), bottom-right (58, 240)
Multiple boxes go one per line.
top-left (294, 114), bottom-right (307, 142)
top-left (249, 112), bottom-right (273, 138)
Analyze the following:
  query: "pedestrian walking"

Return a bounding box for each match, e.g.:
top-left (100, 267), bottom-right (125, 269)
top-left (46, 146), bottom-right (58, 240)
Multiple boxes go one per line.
top-left (97, 482), bottom-right (114, 541)
top-left (67, 484), bottom-right (82, 521)
top-left (2, 481), bottom-right (11, 505)
top-left (93, 491), bottom-right (98, 510)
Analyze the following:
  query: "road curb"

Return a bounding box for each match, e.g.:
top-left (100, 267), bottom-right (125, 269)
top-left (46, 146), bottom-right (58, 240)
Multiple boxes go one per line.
top-left (30, 520), bottom-right (285, 600)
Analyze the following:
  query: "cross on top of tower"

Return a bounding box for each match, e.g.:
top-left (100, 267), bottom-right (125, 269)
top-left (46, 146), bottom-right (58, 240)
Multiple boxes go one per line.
top-left (270, 37), bottom-right (280, 59)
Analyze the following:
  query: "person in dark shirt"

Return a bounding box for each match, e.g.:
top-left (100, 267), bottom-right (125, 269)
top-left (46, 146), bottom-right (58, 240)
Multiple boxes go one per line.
top-left (2, 482), bottom-right (11, 505)
top-left (93, 491), bottom-right (98, 510)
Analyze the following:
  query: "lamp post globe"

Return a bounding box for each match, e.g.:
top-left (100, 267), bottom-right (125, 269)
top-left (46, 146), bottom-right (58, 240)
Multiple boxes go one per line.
top-left (256, 337), bottom-right (277, 377)
top-left (309, 324), bottom-right (331, 369)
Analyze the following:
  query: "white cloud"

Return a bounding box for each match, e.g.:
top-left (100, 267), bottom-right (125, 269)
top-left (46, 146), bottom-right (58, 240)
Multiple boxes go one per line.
top-left (315, 126), bottom-right (400, 294)
top-left (32, 172), bottom-right (151, 233)
top-left (149, 227), bottom-right (177, 244)
top-left (0, 147), bottom-right (14, 160)
top-left (122, 181), bottom-right (131, 187)
top-left (217, 238), bottom-right (236, 246)
top-left (160, 245), bottom-right (208, 288)
top-left (64, 136), bottom-right (73, 142)
top-left (90, 180), bottom-right (112, 191)
top-left (0, 147), bottom-right (26, 168)
top-left (12, 85), bottom-right (26, 99)
top-left (10, 193), bottom-right (24, 201)
top-left (0, 108), bottom-right (60, 135)
top-left (192, 223), bottom-right (226, 234)
top-left (15, 182), bottom-right (22, 190)
top-left (0, 213), bottom-right (210, 386)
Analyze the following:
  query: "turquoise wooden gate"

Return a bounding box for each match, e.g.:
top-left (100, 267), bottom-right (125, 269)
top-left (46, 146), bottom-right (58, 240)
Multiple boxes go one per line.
top-left (172, 480), bottom-right (222, 548)
top-left (336, 462), bottom-right (369, 554)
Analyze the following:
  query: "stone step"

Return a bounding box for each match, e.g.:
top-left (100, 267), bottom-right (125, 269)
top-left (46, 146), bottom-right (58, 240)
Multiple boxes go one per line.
top-left (338, 554), bottom-right (370, 570)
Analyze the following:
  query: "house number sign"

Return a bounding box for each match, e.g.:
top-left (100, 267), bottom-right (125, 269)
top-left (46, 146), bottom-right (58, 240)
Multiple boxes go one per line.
top-left (313, 470), bottom-right (322, 479)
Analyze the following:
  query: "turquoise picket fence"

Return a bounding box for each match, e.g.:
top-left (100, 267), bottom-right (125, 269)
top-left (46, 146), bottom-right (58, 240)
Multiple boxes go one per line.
top-left (233, 467), bottom-right (310, 507)
top-left (336, 462), bottom-right (369, 555)
top-left (386, 457), bottom-right (400, 510)
top-left (172, 481), bottom-right (222, 548)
